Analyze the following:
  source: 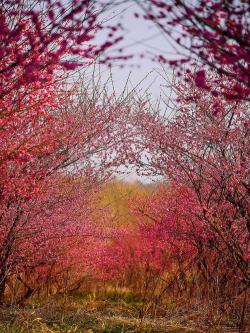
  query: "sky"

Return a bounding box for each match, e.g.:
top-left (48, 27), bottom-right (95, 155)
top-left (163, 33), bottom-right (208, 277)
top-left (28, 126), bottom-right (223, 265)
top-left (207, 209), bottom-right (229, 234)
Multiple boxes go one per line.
top-left (87, 1), bottom-right (177, 183)
top-left (93, 1), bottom-right (177, 101)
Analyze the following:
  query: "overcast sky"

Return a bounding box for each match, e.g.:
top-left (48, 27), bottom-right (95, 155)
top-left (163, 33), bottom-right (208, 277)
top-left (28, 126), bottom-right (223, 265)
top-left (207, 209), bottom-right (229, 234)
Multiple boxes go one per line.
top-left (90, 2), bottom-right (176, 183)
top-left (93, 1), bottom-right (177, 101)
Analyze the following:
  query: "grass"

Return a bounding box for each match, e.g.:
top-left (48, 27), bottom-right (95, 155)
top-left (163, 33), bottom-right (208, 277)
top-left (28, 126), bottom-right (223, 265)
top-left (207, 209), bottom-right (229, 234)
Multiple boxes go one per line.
top-left (0, 289), bottom-right (241, 333)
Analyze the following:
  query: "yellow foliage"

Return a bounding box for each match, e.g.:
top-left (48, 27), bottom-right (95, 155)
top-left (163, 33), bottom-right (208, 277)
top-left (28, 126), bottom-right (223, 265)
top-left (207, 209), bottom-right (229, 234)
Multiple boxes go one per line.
top-left (92, 179), bottom-right (154, 226)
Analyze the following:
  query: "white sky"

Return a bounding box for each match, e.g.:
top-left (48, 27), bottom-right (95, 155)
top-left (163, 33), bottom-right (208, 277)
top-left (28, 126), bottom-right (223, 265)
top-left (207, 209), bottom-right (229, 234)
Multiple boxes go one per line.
top-left (90, 2), bottom-right (177, 183)
top-left (94, 1), bottom-right (177, 101)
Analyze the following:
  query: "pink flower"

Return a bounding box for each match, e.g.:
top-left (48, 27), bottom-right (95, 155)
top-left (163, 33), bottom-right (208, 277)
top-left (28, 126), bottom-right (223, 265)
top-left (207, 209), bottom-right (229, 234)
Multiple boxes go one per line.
top-left (194, 70), bottom-right (207, 89)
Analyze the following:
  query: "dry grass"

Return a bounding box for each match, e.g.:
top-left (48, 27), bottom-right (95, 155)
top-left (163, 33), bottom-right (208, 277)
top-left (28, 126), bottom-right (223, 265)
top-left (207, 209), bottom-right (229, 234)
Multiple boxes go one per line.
top-left (0, 288), bottom-right (242, 333)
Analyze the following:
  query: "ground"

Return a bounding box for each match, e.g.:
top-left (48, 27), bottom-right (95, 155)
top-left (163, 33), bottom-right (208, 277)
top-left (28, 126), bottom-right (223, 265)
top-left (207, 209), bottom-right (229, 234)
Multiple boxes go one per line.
top-left (0, 289), bottom-right (241, 333)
